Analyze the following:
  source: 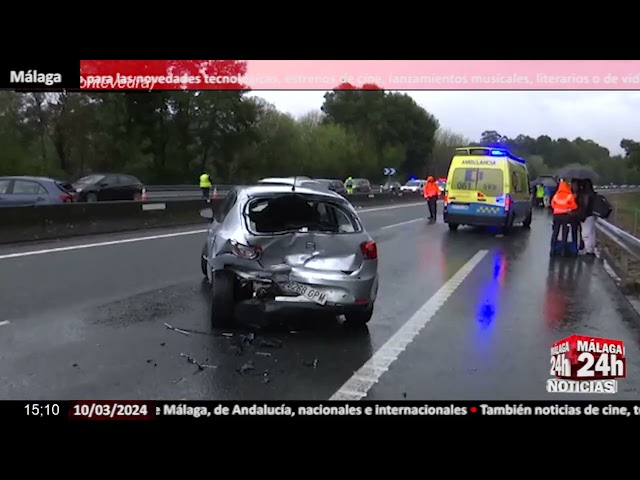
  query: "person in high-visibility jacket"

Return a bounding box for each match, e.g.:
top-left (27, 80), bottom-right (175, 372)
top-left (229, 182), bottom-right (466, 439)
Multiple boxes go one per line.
top-left (535, 184), bottom-right (544, 207)
top-left (345, 176), bottom-right (354, 195)
top-left (423, 176), bottom-right (440, 221)
top-left (551, 180), bottom-right (579, 256)
top-left (199, 172), bottom-right (212, 199)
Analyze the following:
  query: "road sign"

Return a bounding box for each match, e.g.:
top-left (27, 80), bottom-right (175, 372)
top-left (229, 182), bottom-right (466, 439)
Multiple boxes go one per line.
top-left (383, 167), bottom-right (396, 176)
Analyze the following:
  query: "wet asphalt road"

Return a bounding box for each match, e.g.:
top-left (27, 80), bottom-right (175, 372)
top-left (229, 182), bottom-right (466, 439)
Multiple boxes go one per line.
top-left (1, 202), bottom-right (639, 401)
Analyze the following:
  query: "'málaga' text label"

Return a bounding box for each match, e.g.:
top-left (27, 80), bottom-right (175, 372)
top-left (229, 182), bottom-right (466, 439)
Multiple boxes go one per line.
top-left (9, 70), bottom-right (62, 86)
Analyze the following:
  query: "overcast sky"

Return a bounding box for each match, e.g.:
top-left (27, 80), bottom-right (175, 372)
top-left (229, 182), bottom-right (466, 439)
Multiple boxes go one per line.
top-left (249, 91), bottom-right (640, 156)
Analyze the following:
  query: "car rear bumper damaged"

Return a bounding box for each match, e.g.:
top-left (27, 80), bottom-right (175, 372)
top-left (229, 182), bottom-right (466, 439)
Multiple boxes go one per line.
top-left (228, 266), bottom-right (378, 308)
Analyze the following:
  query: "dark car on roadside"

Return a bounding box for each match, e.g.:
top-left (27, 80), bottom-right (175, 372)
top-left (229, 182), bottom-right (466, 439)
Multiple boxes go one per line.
top-left (352, 178), bottom-right (371, 193)
top-left (73, 173), bottom-right (145, 202)
top-left (381, 181), bottom-right (401, 193)
top-left (0, 176), bottom-right (76, 207)
top-left (315, 179), bottom-right (346, 195)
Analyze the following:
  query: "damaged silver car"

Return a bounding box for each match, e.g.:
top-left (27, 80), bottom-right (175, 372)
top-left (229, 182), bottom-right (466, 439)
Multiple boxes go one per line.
top-left (199, 183), bottom-right (379, 328)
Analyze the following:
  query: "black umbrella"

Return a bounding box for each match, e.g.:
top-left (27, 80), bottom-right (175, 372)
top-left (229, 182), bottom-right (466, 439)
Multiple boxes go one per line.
top-left (556, 165), bottom-right (599, 182)
top-left (532, 177), bottom-right (558, 188)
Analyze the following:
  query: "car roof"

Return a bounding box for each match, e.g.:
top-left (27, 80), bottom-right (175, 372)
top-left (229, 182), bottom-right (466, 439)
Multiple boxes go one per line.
top-left (0, 175), bottom-right (61, 182)
top-left (240, 184), bottom-right (343, 200)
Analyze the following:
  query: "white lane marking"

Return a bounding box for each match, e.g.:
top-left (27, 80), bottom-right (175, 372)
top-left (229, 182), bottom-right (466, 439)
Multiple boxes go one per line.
top-left (330, 249), bottom-right (489, 401)
top-left (357, 202), bottom-right (425, 213)
top-left (380, 218), bottom-right (424, 230)
top-left (0, 201), bottom-right (426, 261)
top-left (141, 203), bottom-right (166, 211)
top-left (0, 230), bottom-right (209, 260)
top-left (0, 321), bottom-right (10, 327)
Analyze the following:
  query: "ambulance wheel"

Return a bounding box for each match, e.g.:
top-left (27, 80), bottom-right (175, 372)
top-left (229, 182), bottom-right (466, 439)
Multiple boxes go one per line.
top-left (502, 216), bottom-right (514, 235)
top-left (523, 211), bottom-right (532, 228)
top-left (448, 223), bottom-right (459, 232)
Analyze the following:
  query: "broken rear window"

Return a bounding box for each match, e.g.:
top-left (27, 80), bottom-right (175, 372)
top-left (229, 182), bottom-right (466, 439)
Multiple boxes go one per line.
top-left (246, 194), bottom-right (361, 234)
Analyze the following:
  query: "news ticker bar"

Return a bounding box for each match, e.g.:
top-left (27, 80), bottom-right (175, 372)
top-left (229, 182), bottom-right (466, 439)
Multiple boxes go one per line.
top-left (4, 60), bottom-right (640, 90)
top-left (12, 401), bottom-right (640, 420)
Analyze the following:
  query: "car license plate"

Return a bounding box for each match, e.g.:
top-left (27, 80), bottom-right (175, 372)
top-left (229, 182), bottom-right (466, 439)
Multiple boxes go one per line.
top-left (450, 204), bottom-right (469, 210)
top-left (285, 282), bottom-right (328, 305)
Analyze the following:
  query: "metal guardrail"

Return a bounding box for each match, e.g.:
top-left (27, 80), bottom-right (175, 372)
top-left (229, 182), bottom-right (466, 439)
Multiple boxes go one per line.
top-left (596, 217), bottom-right (640, 288)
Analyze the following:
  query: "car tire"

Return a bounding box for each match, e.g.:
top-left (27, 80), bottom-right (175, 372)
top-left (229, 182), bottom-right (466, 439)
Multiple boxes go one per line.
top-left (523, 211), bottom-right (532, 228)
top-left (86, 193), bottom-right (98, 202)
top-left (201, 244), bottom-right (208, 278)
top-left (344, 305), bottom-right (374, 328)
top-left (210, 269), bottom-right (236, 328)
top-left (502, 215), bottom-right (515, 235)
top-left (448, 223), bottom-right (459, 231)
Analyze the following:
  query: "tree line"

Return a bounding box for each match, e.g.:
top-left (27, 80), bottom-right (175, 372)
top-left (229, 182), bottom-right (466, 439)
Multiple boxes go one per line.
top-left (0, 83), bottom-right (638, 186)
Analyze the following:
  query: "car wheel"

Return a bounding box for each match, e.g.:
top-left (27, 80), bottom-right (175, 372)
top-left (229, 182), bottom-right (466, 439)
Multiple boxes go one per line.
top-left (86, 193), bottom-right (98, 202)
top-left (210, 269), bottom-right (236, 328)
top-left (344, 305), bottom-right (374, 328)
top-left (201, 244), bottom-right (208, 278)
top-left (448, 223), bottom-right (459, 231)
top-left (502, 215), bottom-right (515, 235)
top-left (523, 211), bottom-right (532, 228)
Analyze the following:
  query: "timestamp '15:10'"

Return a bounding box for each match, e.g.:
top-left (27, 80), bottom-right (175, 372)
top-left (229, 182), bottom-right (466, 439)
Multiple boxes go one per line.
top-left (24, 404), bottom-right (61, 416)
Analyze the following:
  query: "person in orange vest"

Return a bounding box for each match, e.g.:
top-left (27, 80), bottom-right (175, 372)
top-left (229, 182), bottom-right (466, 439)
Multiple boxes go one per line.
top-left (551, 180), bottom-right (579, 256)
top-left (423, 176), bottom-right (439, 222)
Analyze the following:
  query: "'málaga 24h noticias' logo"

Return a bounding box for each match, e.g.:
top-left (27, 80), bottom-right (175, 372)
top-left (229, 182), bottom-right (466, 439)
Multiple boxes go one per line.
top-left (548, 335), bottom-right (626, 394)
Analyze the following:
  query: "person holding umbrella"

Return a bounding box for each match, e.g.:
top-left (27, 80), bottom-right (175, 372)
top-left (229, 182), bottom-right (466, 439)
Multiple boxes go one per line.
top-left (556, 165), bottom-right (599, 256)
top-left (551, 179), bottom-right (580, 256)
top-left (543, 184), bottom-right (553, 208)
top-left (578, 179), bottom-right (597, 256)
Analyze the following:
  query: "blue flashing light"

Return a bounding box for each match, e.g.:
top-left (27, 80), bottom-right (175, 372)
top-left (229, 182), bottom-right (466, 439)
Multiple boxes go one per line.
top-left (490, 149), bottom-right (506, 156)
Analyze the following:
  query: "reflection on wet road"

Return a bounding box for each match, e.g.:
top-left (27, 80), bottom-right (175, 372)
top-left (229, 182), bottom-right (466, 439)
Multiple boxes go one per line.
top-left (1, 203), bottom-right (639, 400)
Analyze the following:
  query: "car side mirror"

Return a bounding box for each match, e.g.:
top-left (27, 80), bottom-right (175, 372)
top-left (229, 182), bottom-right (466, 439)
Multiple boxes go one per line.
top-left (200, 208), bottom-right (214, 221)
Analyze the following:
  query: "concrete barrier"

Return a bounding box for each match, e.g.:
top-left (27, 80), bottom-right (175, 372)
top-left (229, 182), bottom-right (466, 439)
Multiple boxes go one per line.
top-left (0, 191), bottom-right (423, 245)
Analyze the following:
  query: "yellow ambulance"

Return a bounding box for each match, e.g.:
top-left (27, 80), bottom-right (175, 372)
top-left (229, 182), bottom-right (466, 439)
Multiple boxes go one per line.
top-left (443, 146), bottom-right (533, 233)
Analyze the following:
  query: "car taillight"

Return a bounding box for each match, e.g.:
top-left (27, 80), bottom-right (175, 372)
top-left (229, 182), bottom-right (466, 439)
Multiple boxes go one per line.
top-left (230, 240), bottom-right (261, 260)
top-left (505, 194), bottom-right (512, 211)
top-left (361, 240), bottom-right (377, 260)
top-left (60, 193), bottom-right (74, 203)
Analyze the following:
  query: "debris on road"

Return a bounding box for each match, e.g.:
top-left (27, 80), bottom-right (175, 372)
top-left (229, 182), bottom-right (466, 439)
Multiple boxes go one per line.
top-left (161, 342), bottom-right (166, 347)
top-left (221, 332), bottom-right (234, 337)
top-left (238, 360), bottom-right (255, 375)
top-left (179, 353), bottom-right (217, 371)
top-left (255, 351), bottom-right (272, 357)
top-left (72, 363), bottom-right (78, 368)
top-left (164, 322), bottom-right (190, 336)
top-left (231, 332), bottom-right (257, 356)
top-left (402, 392), bottom-right (407, 399)
top-left (303, 358), bottom-right (318, 368)
top-left (172, 377), bottom-right (184, 384)
top-left (263, 371), bottom-right (270, 384)
top-left (257, 337), bottom-right (282, 349)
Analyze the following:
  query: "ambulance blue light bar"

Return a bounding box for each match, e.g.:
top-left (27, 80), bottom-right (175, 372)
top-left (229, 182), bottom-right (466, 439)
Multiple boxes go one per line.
top-left (454, 146), bottom-right (526, 164)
